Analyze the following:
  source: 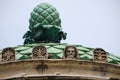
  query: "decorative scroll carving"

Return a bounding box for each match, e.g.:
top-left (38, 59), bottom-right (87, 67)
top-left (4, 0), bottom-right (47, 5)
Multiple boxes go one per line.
top-left (93, 48), bottom-right (108, 62)
top-left (2, 47), bottom-right (15, 61)
top-left (63, 46), bottom-right (79, 59)
top-left (32, 46), bottom-right (48, 59)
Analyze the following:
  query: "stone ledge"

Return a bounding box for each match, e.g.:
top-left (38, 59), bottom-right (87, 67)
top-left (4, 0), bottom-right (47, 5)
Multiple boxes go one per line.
top-left (0, 59), bottom-right (120, 79)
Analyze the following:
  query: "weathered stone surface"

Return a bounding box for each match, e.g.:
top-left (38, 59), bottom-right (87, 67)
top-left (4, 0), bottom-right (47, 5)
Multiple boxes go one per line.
top-left (0, 60), bottom-right (120, 79)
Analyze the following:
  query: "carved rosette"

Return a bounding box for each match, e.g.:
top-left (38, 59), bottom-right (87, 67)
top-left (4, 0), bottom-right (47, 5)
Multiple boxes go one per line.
top-left (63, 46), bottom-right (79, 59)
top-left (93, 48), bottom-right (108, 62)
top-left (32, 46), bottom-right (48, 59)
top-left (2, 47), bottom-right (15, 62)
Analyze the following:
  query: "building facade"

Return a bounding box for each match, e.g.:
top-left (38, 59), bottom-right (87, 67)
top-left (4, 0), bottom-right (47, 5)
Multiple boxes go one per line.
top-left (0, 3), bottom-right (120, 80)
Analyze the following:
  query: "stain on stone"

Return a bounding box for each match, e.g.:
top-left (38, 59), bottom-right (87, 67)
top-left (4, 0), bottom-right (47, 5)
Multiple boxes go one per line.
top-left (36, 61), bottom-right (48, 73)
top-left (93, 64), bottom-right (107, 77)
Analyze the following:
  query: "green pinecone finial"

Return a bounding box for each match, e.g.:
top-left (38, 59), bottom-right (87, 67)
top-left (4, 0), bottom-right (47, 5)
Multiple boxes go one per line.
top-left (23, 3), bottom-right (67, 44)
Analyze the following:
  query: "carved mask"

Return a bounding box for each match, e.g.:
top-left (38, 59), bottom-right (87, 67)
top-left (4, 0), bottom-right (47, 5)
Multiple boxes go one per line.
top-left (66, 47), bottom-right (76, 59)
top-left (63, 46), bottom-right (79, 59)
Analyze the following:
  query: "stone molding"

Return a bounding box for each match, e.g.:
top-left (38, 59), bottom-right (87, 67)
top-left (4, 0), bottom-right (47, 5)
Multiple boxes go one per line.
top-left (0, 60), bottom-right (120, 79)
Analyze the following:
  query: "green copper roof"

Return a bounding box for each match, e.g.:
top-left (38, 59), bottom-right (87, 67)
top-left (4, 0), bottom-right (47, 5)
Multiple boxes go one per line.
top-left (1, 43), bottom-right (120, 65)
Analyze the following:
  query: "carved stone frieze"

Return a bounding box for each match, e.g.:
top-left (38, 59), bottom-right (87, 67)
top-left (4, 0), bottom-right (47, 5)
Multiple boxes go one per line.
top-left (63, 46), bottom-right (79, 59)
top-left (2, 47), bottom-right (15, 61)
top-left (93, 48), bottom-right (108, 62)
top-left (32, 46), bottom-right (48, 59)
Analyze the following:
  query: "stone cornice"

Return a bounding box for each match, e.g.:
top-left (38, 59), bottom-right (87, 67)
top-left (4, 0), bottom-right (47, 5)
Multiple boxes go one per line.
top-left (0, 59), bottom-right (120, 79)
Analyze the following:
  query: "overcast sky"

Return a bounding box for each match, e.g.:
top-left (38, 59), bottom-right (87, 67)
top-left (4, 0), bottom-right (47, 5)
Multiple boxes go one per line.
top-left (0, 0), bottom-right (120, 56)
